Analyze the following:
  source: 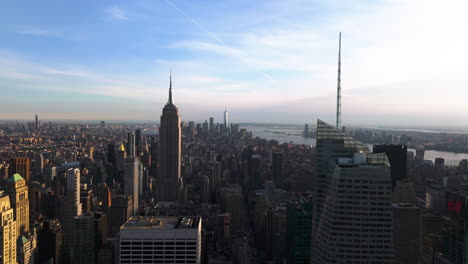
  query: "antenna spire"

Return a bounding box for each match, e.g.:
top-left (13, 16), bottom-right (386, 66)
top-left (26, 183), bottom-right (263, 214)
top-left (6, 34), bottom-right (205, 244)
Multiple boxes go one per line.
top-left (168, 70), bottom-right (173, 105)
top-left (336, 32), bottom-right (342, 129)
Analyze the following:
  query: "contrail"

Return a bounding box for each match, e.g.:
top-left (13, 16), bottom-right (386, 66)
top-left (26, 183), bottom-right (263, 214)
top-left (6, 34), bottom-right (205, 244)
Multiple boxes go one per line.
top-left (164, 0), bottom-right (274, 82)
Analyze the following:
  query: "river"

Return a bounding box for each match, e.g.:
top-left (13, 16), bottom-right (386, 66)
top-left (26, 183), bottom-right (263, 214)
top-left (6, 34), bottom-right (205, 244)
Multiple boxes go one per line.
top-left (242, 125), bottom-right (468, 164)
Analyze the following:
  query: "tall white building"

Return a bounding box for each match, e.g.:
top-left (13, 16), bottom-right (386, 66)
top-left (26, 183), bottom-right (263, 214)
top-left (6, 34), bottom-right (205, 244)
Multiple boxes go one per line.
top-left (117, 216), bottom-right (202, 264)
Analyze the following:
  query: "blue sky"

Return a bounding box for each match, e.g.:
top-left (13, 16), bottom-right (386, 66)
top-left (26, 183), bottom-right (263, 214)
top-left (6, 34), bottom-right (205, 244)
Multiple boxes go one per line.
top-left (1, 0), bottom-right (467, 126)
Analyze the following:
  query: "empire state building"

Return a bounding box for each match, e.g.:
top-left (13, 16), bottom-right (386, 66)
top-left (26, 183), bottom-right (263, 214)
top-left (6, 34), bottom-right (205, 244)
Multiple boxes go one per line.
top-left (158, 75), bottom-right (182, 201)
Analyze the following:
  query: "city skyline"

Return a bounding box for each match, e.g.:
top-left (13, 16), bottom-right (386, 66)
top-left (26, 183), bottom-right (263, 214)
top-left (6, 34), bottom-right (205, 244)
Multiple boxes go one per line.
top-left (1, 0), bottom-right (468, 126)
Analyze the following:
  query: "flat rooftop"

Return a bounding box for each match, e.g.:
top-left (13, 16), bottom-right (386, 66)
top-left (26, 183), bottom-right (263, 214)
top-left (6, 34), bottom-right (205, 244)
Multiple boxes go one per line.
top-left (122, 216), bottom-right (200, 230)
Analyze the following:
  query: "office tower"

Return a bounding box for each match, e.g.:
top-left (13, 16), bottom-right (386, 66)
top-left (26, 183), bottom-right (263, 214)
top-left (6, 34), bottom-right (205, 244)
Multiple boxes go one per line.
top-left (72, 212), bottom-right (108, 264)
top-left (312, 152), bottom-right (394, 263)
top-left (224, 107), bottom-right (229, 131)
top-left (3, 173), bottom-right (29, 236)
top-left (117, 216), bottom-right (202, 264)
top-left (63, 168), bottom-right (82, 262)
top-left (266, 205), bottom-right (287, 264)
top-left (210, 161), bottom-right (221, 202)
top-left (373, 144), bottom-right (408, 190)
top-left (313, 119), bottom-right (369, 239)
top-left (35, 114), bottom-right (38, 130)
top-left (286, 193), bottom-right (312, 264)
top-left (392, 203), bottom-right (422, 264)
top-left (415, 147), bottom-right (425, 161)
top-left (109, 195), bottom-right (133, 238)
top-left (126, 132), bottom-right (136, 158)
top-left (271, 150), bottom-right (284, 187)
top-left (124, 157), bottom-right (139, 215)
top-left (209, 117), bottom-right (214, 134)
top-left (35, 153), bottom-right (44, 176)
top-left (226, 192), bottom-right (243, 237)
top-left (38, 219), bottom-right (62, 264)
top-left (393, 179), bottom-right (417, 204)
top-left (0, 191), bottom-right (17, 264)
top-left (158, 75), bottom-right (182, 202)
top-left (201, 175), bottom-right (210, 204)
top-left (304, 124), bottom-right (309, 137)
top-left (231, 124), bottom-right (240, 136)
top-left (149, 137), bottom-right (158, 177)
top-left (135, 129), bottom-right (141, 156)
top-left (435, 157), bottom-right (445, 166)
top-left (336, 32), bottom-right (342, 129)
top-left (216, 213), bottom-right (230, 251)
top-left (9, 157), bottom-right (31, 183)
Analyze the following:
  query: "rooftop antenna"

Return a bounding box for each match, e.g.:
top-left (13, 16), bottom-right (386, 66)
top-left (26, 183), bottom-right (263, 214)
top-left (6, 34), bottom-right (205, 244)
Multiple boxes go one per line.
top-left (336, 32), bottom-right (342, 129)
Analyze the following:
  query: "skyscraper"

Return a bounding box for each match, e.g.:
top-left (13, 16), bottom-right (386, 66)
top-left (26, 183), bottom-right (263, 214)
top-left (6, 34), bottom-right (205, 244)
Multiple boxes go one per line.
top-left (126, 132), bottom-right (136, 158)
top-left (158, 75), bottom-right (182, 202)
top-left (63, 168), bottom-right (82, 262)
top-left (392, 203), bottom-right (422, 264)
top-left (373, 144), bottom-right (408, 190)
top-left (72, 212), bottom-right (108, 264)
top-left (209, 117), bottom-right (214, 134)
top-left (286, 193), bottom-right (312, 264)
top-left (271, 150), bottom-right (284, 187)
top-left (313, 153), bottom-right (394, 263)
top-left (224, 107), bottom-right (229, 131)
top-left (312, 120), bottom-right (394, 263)
top-left (3, 173), bottom-right (29, 236)
top-left (124, 157), bottom-right (139, 215)
top-left (0, 191), bottom-right (17, 264)
top-left (9, 157), bottom-right (31, 183)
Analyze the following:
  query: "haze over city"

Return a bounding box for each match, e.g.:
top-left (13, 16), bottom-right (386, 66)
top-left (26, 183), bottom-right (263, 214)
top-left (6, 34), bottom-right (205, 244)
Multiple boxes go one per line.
top-left (1, 0), bottom-right (468, 126)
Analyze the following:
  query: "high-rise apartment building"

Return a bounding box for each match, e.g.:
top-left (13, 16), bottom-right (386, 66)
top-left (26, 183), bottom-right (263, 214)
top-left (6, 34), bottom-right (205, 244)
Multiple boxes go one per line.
top-left (3, 173), bottom-right (29, 236)
top-left (117, 216), bottom-right (202, 264)
top-left (0, 191), bottom-right (17, 264)
top-left (9, 157), bottom-right (31, 183)
top-left (124, 157), bottom-right (139, 215)
top-left (158, 75), bottom-right (182, 202)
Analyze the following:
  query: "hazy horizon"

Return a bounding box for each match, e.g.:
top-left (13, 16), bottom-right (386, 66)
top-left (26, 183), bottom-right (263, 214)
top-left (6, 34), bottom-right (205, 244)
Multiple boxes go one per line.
top-left (1, 0), bottom-right (468, 126)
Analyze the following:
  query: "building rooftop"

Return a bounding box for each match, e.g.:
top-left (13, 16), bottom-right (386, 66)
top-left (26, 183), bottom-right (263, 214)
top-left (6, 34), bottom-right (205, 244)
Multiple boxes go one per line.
top-left (122, 216), bottom-right (200, 230)
top-left (8, 173), bottom-right (24, 182)
top-left (392, 203), bottom-right (419, 209)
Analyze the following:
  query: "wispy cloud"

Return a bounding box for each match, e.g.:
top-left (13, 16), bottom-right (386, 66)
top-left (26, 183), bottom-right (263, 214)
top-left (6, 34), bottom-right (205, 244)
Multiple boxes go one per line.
top-left (105, 6), bottom-right (128, 20)
top-left (15, 27), bottom-right (60, 37)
